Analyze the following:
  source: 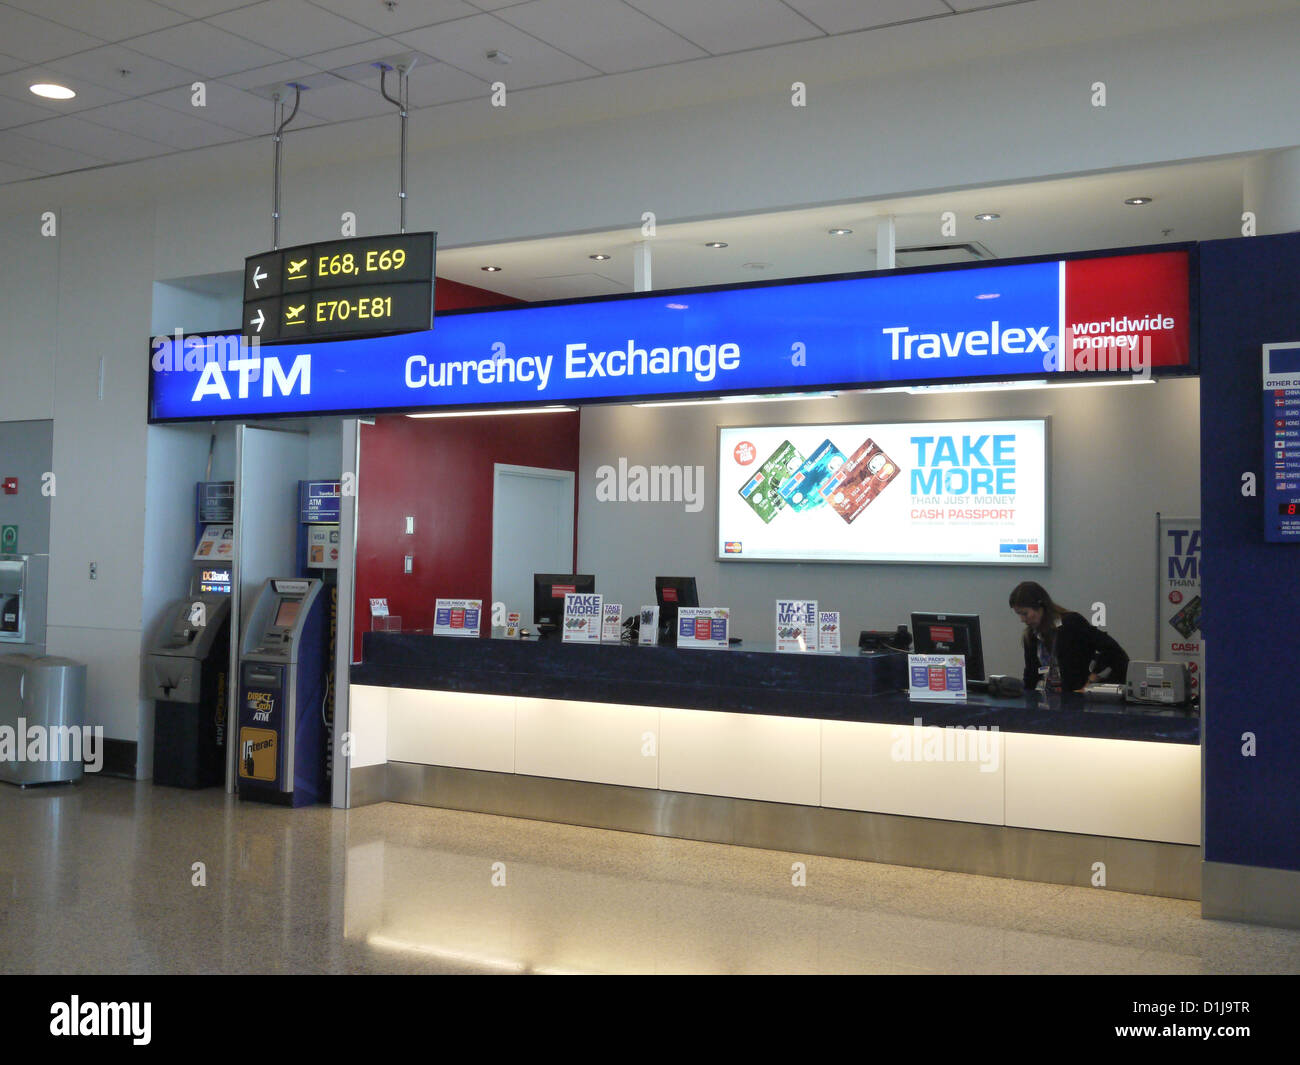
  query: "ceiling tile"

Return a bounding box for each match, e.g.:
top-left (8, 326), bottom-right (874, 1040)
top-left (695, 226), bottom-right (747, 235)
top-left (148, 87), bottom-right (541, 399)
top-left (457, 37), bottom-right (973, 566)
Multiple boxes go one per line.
top-left (0, 68), bottom-right (128, 113)
top-left (126, 22), bottom-right (288, 77)
top-left (497, 0), bottom-right (706, 73)
top-left (301, 37), bottom-right (417, 76)
top-left (626, 0), bottom-right (824, 54)
top-left (396, 13), bottom-right (600, 89)
top-left (306, 0), bottom-right (480, 35)
top-left (0, 92), bottom-right (57, 129)
top-left (5, 0), bottom-right (189, 41)
top-left (294, 75), bottom-right (394, 121)
top-left (18, 114), bottom-right (172, 163)
top-left (783, 0), bottom-right (950, 34)
top-left (47, 44), bottom-right (196, 95)
top-left (0, 129), bottom-right (107, 173)
top-left (0, 158), bottom-right (43, 183)
top-left (946, 0), bottom-right (1022, 9)
top-left (147, 80), bottom-right (282, 135)
top-left (209, 0), bottom-right (378, 57)
top-left (400, 58), bottom-right (486, 106)
top-left (0, 53), bottom-right (26, 76)
top-left (152, 0), bottom-right (264, 14)
top-left (0, 6), bottom-right (105, 64)
top-left (81, 98), bottom-right (246, 149)
top-left (222, 58), bottom-right (323, 90)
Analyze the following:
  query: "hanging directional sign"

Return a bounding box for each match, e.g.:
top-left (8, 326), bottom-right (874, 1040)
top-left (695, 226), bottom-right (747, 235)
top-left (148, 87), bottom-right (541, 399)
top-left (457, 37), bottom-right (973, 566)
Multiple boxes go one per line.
top-left (243, 232), bottom-right (435, 343)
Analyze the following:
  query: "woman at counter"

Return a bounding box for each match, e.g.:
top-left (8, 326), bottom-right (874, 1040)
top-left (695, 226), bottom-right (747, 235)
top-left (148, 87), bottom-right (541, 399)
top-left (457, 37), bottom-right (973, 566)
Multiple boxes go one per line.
top-left (1008, 581), bottom-right (1130, 693)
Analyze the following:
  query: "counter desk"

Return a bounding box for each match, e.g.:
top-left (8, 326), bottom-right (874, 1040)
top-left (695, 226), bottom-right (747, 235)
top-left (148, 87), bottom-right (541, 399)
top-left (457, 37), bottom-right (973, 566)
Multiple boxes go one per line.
top-left (348, 633), bottom-right (1201, 898)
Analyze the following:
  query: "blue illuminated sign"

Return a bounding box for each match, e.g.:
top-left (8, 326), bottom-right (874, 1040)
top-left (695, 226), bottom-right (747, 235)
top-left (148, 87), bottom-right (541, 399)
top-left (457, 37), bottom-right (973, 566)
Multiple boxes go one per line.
top-left (148, 249), bottom-right (1191, 422)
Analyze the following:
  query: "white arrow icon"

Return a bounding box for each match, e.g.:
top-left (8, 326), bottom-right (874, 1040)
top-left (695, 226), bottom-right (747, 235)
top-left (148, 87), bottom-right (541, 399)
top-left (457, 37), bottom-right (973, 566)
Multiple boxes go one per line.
top-left (252, 266), bottom-right (267, 289)
top-left (250, 308), bottom-right (265, 332)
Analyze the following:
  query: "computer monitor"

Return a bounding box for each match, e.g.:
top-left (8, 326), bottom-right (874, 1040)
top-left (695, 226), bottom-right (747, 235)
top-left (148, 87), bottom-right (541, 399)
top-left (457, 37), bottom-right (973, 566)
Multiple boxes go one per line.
top-left (654, 576), bottom-right (699, 644)
top-left (533, 573), bottom-right (596, 629)
top-left (910, 612), bottom-right (986, 681)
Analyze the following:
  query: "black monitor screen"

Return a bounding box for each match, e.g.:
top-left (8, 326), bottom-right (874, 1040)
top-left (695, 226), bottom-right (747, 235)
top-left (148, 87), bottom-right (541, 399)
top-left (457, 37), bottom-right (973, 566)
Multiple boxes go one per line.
top-left (910, 612), bottom-right (985, 681)
top-left (533, 574), bottom-right (595, 627)
top-left (655, 576), bottom-right (699, 626)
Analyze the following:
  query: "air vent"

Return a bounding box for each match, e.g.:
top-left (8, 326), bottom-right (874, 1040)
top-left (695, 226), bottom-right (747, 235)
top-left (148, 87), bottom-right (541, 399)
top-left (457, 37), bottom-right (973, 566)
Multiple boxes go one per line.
top-left (894, 242), bottom-right (994, 267)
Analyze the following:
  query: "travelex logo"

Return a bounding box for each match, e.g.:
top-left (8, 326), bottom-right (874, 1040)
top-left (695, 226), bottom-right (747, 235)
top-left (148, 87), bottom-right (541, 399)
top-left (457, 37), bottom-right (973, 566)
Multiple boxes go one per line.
top-left (883, 320), bottom-right (1153, 377)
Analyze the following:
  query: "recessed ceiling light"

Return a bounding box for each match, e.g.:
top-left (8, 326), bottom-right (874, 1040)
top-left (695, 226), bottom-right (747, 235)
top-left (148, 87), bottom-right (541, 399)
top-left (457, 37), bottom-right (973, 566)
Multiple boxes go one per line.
top-left (1124, 196), bottom-right (1153, 206)
top-left (704, 241), bottom-right (728, 249)
top-left (974, 212), bottom-right (1000, 222)
top-left (588, 253), bottom-right (611, 261)
top-left (30, 82), bottom-right (75, 100)
top-left (828, 228), bottom-right (853, 236)
top-left (480, 265), bottom-right (502, 272)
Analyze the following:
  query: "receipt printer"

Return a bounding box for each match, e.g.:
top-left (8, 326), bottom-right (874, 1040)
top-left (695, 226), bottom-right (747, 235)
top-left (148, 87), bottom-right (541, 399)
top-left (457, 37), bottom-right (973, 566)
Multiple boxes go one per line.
top-left (1126, 661), bottom-right (1190, 706)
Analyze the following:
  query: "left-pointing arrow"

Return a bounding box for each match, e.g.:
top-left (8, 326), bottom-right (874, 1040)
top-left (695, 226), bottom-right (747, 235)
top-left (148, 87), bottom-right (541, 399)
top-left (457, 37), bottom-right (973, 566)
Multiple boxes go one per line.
top-left (250, 308), bottom-right (266, 332)
top-left (252, 266), bottom-right (267, 289)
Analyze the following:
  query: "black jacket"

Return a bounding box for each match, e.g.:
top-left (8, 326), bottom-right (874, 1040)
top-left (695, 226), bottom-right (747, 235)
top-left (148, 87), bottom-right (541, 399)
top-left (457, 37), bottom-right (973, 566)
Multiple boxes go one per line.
top-left (1022, 612), bottom-right (1130, 692)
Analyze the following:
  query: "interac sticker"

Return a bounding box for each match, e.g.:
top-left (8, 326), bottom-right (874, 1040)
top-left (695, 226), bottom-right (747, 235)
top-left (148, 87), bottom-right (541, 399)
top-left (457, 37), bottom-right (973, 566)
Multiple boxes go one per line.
top-left (238, 728), bottom-right (277, 781)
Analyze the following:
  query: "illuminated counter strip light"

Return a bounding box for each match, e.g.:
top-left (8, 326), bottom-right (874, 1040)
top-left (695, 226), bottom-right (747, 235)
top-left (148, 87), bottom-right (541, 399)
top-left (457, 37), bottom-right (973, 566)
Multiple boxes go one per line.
top-left (405, 405), bottom-right (575, 418)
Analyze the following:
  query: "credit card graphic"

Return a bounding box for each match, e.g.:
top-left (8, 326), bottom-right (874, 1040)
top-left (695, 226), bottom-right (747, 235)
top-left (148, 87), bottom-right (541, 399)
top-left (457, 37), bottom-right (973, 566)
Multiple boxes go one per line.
top-left (1168, 595), bottom-right (1201, 638)
top-left (739, 440), bottom-right (804, 523)
top-left (823, 438), bottom-right (901, 523)
top-left (778, 440), bottom-right (846, 511)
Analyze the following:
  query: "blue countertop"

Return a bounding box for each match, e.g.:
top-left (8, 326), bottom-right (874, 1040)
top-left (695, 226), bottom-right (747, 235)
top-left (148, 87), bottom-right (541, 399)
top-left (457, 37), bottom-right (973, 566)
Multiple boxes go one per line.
top-left (351, 632), bottom-right (1200, 745)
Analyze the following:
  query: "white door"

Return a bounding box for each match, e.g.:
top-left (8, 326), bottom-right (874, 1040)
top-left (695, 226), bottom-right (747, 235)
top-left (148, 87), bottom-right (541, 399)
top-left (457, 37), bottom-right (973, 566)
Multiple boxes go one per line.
top-left (492, 464), bottom-right (576, 624)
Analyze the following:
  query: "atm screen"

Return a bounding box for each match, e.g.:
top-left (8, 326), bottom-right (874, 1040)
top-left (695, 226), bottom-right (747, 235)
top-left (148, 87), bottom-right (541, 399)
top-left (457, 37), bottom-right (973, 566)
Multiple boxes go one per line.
top-left (274, 600), bottom-right (301, 629)
top-left (199, 567), bottom-right (232, 594)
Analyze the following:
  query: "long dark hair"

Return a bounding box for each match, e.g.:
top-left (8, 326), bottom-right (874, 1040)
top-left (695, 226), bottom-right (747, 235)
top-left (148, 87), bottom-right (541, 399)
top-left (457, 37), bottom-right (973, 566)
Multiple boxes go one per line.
top-left (1008, 581), bottom-right (1072, 646)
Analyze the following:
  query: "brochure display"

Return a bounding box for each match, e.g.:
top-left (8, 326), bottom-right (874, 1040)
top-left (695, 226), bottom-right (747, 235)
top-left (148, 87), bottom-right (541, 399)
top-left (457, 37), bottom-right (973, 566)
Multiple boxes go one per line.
top-left (908, 653), bottom-right (968, 701)
top-left (637, 605), bottom-right (659, 645)
top-left (818, 611), bottom-right (841, 654)
top-left (601, 602), bottom-right (623, 643)
top-left (775, 599), bottom-right (818, 653)
top-left (433, 599), bottom-right (482, 637)
top-left (676, 607), bottom-right (730, 650)
top-left (562, 592), bottom-right (603, 644)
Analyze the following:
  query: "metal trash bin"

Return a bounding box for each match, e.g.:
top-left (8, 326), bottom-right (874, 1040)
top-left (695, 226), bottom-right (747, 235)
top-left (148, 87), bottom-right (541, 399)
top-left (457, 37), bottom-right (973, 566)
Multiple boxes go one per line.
top-left (0, 653), bottom-right (88, 786)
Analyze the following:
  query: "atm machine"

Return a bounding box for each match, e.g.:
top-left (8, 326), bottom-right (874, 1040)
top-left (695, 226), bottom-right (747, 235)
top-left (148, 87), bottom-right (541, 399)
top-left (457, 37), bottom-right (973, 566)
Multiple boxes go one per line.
top-left (236, 577), bottom-right (328, 806)
top-left (297, 480), bottom-right (340, 794)
top-left (145, 559), bottom-right (232, 788)
top-left (0, 554), bottom-right (49, 655)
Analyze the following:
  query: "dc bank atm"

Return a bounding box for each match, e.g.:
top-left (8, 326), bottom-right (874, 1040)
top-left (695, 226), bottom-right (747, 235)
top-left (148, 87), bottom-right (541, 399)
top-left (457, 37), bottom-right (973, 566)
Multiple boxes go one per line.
top-left (145, 560), bottom-right (232, 788)
top-left (237, 578), bottom-right (328, 806)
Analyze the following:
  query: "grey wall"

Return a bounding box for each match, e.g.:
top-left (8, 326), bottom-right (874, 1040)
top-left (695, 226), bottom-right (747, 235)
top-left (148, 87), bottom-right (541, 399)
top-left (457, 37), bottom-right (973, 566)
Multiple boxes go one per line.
top-left (576, 379), bottom-right (1200, 678)
top-left (0, 420), bottom-right (53, 555)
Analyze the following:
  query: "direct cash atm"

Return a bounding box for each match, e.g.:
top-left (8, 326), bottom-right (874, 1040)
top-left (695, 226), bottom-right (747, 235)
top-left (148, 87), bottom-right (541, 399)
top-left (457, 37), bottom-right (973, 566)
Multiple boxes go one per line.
top-left (237, 578), bottom-right (328, 806)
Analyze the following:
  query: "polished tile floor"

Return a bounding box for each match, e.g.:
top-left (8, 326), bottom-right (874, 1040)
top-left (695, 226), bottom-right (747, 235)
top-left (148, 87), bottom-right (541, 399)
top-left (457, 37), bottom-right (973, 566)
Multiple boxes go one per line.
top-left (1, 775), bottom-right (1298, 974)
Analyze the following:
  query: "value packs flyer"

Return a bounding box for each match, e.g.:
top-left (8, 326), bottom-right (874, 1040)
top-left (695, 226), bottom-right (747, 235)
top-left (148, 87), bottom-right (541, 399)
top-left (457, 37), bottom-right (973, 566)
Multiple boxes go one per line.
top-left (434, 598), bottom-right (482, 637)
top-left (907, 653), bottom-right (968, 701)
top-left (719, 420), bottom-right (1047, 564)
top-left (562, 592), bottom-right (603, 644)
top-left (677, 607), bottom-right (729, 649)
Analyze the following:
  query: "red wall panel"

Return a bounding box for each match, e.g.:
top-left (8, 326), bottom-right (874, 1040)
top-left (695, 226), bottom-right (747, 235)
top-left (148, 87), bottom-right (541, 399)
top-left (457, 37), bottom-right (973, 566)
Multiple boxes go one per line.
top-left (352, 412), bottom-right (580, 659)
